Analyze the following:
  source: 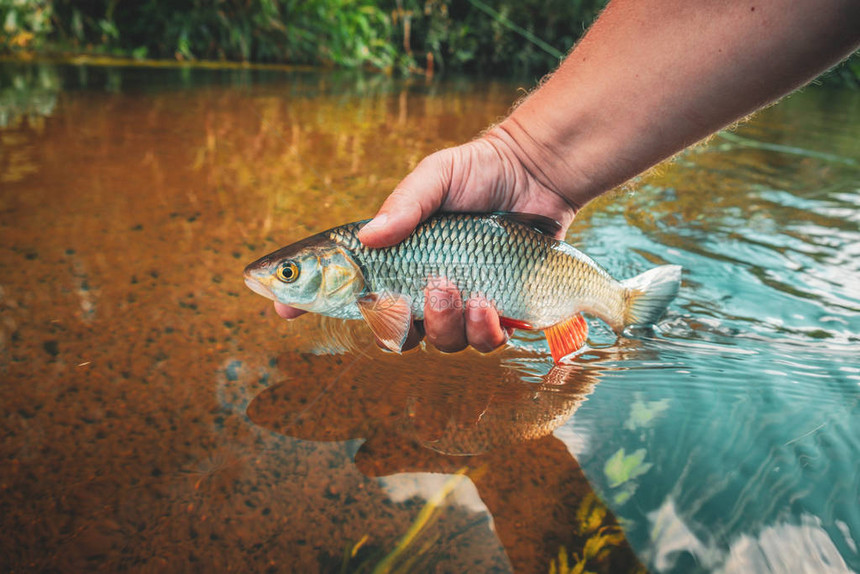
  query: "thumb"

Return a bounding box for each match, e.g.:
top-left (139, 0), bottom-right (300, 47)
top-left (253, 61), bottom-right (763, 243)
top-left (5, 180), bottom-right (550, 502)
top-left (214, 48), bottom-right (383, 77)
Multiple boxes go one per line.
top-left (358, 152), bottom-right (451, 248)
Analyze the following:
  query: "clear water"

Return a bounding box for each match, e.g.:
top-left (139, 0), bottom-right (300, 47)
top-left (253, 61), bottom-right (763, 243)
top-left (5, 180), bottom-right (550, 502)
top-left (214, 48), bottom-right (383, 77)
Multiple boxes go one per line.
top-left (1, 61), bottom-right (858, 573)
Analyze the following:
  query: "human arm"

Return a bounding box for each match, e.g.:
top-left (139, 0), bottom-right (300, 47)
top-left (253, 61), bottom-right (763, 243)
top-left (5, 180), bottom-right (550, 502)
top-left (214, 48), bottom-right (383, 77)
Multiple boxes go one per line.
top-left (283, 0), bottom-right (860, 351)
top-left (361, 0), bottom-right (860, 249)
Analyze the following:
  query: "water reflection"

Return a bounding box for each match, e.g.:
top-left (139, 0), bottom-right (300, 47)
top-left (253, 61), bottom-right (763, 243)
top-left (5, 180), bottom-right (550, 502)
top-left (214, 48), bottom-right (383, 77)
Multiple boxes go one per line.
top-left (1, 60), bottom-right (858, 573)
top-left (0, 63), bottom-right (59, 128)
top-left (247, 345), bottom-right (645, 573)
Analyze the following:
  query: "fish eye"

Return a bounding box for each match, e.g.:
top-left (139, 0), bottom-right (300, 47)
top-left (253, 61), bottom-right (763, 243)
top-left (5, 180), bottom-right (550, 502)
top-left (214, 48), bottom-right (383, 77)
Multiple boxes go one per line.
top-left (276, 260), bottom-right (300, 283)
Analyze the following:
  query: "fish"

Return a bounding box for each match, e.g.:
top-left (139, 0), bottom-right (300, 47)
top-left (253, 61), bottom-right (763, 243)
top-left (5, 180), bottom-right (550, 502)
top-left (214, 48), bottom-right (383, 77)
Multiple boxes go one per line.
top-left (243, 212), bottom-right (681, 363)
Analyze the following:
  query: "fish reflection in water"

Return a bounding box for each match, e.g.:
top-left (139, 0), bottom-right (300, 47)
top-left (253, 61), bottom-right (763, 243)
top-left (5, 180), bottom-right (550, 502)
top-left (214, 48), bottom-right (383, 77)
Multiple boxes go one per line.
top-left (247, 342), bottom-right (646, 573)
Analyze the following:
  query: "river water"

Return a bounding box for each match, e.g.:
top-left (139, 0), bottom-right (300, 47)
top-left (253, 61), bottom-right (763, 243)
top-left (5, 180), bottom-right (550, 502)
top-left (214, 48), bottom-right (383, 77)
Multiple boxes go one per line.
top-left (1, 61), bottom-right (858, 573)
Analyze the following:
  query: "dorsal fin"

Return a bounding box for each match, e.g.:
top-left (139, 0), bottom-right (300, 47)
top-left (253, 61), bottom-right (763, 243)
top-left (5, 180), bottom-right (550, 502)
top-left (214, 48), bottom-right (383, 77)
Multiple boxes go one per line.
top-left (494, 212), bottom-right (563, 237)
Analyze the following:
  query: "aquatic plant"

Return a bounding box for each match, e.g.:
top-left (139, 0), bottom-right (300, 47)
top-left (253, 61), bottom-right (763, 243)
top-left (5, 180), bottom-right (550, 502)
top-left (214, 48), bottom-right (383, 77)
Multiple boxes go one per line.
top-left (548, 492), bottom-right (647, 574)
top-left (371, 469), bottom-right (469, 573)
top-left (604, 447), bottom-right (653, 504)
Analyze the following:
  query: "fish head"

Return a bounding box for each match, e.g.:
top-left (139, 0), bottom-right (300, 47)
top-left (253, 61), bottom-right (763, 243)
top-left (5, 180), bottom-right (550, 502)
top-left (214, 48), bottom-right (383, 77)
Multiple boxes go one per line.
top-left (243, 232), bottom-right (365, 314)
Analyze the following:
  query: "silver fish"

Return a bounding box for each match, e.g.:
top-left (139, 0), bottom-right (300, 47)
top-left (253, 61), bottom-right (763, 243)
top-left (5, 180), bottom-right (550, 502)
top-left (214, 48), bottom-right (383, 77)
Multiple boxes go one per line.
top-left (244, 213), bottom-right (681, 362)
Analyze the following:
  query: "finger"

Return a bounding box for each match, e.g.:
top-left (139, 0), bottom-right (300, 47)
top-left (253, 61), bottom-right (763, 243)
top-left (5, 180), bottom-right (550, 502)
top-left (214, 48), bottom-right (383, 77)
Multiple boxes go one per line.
top-left (274, 302), bottom-right (307, 319)
top-left (464, 296), bottom-right (509, 353)
top-left (357, 151), bottom-right (452, 248)
top-left (423, 280), bottom-right (467, 353)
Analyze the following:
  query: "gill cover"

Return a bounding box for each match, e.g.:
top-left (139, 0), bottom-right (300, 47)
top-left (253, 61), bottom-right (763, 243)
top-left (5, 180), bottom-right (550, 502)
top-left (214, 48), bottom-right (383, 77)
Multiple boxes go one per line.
top-left (244, 234), bottom-right (365, 313)
top-left (312, 245), bottom-right (366, 312)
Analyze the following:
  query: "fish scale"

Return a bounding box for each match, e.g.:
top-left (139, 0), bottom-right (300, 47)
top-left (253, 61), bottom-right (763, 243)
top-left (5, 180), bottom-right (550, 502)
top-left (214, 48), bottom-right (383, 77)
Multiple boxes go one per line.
top-left (327, 213), bottom-right (621, 328)
top-left (245, 212), bottom-right (681, 362)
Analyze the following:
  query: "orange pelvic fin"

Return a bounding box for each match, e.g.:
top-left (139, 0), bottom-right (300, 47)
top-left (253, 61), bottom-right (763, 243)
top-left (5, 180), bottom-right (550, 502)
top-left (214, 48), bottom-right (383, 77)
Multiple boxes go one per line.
top-left (357, 292), bottom-right (413, 353)
top-left (499, 317), bottom-right (535, 331)
top-left (544, 314), bottom-right (589, 364)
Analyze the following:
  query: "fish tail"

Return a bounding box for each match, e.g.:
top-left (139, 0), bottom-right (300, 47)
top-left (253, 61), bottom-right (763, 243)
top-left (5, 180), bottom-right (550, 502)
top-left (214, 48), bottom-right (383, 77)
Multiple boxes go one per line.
top-left (620, 265), bottom-right (682, 328)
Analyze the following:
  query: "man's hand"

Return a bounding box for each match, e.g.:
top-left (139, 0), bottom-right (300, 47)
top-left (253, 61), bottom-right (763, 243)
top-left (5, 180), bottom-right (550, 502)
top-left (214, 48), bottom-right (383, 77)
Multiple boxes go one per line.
top-left (356, 130), bottom-right (577, 248)
top-left (275, 131), bottom-right (577, 354)
top-left (351, 130), bottom-right (577, 354)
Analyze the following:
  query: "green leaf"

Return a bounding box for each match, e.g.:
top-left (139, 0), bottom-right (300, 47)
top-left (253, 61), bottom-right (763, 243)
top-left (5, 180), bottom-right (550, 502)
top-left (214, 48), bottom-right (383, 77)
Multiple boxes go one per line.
top-left (623, 399), bottom-right (670, 430)
top-left (612, 483), bottom-right (637, 505)
top-left (604, 448), bottom-right (653, 488)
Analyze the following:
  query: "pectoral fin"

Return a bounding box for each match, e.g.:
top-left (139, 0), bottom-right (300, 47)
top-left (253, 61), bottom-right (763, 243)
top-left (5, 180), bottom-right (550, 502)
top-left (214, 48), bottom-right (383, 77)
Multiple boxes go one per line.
top-left (544, 314), bottom-right (589, 364)
top-left (357, 292), bottom-right (414, 353)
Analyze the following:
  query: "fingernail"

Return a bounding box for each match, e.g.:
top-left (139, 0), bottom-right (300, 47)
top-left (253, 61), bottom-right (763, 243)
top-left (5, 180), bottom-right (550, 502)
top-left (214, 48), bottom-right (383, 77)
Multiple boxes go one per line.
top-left (360, 213), bottom-right (388, 235)
top-left (427, 286), bottom-right (456, 312)
top-left (465, 297), bottom-right (489, 321)
top-left (466, 303), bottom-right (481, 322)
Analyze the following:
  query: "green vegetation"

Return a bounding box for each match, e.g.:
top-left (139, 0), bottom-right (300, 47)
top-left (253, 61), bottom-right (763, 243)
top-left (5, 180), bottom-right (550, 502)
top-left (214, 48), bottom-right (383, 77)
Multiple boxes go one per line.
top-left (1, 0), bottom-right (858, 84)
top-left (1, 0), bottom-right (602, 76)
top-left (548, 492), bottom-right (647, 574)
top-left (604, 447), bottom-right (653, 505)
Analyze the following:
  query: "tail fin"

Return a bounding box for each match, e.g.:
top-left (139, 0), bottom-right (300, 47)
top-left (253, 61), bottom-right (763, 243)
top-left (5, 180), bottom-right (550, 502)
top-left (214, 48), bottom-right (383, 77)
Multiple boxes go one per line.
top-left (621, 265), bottom-right (682, 328)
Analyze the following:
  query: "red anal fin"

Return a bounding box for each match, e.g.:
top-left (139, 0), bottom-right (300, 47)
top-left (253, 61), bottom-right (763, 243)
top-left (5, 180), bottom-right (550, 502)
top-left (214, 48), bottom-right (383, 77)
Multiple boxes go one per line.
top-left (499, 317), bottom-right (535, 331)
top-left (544, 314), bottom-right (588, 364)
top-left (357, 292), bottom-right (413, 353)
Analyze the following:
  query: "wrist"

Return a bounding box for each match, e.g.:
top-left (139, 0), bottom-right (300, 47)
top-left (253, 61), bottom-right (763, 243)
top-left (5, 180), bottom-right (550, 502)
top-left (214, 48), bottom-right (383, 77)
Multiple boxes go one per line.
top-left (485, 117), bottom-right (599, 212)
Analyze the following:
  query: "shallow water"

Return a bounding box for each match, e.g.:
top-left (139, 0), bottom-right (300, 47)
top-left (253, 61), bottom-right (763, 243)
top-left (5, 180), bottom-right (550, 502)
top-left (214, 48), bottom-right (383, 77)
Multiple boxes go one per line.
top-left (1, 61), bottom-right (858, 573)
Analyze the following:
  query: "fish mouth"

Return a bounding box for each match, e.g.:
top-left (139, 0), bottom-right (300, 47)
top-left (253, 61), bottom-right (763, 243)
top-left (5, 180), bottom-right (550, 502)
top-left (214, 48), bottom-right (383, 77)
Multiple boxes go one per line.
top-left (244, 274), bottom-right (276, 301)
